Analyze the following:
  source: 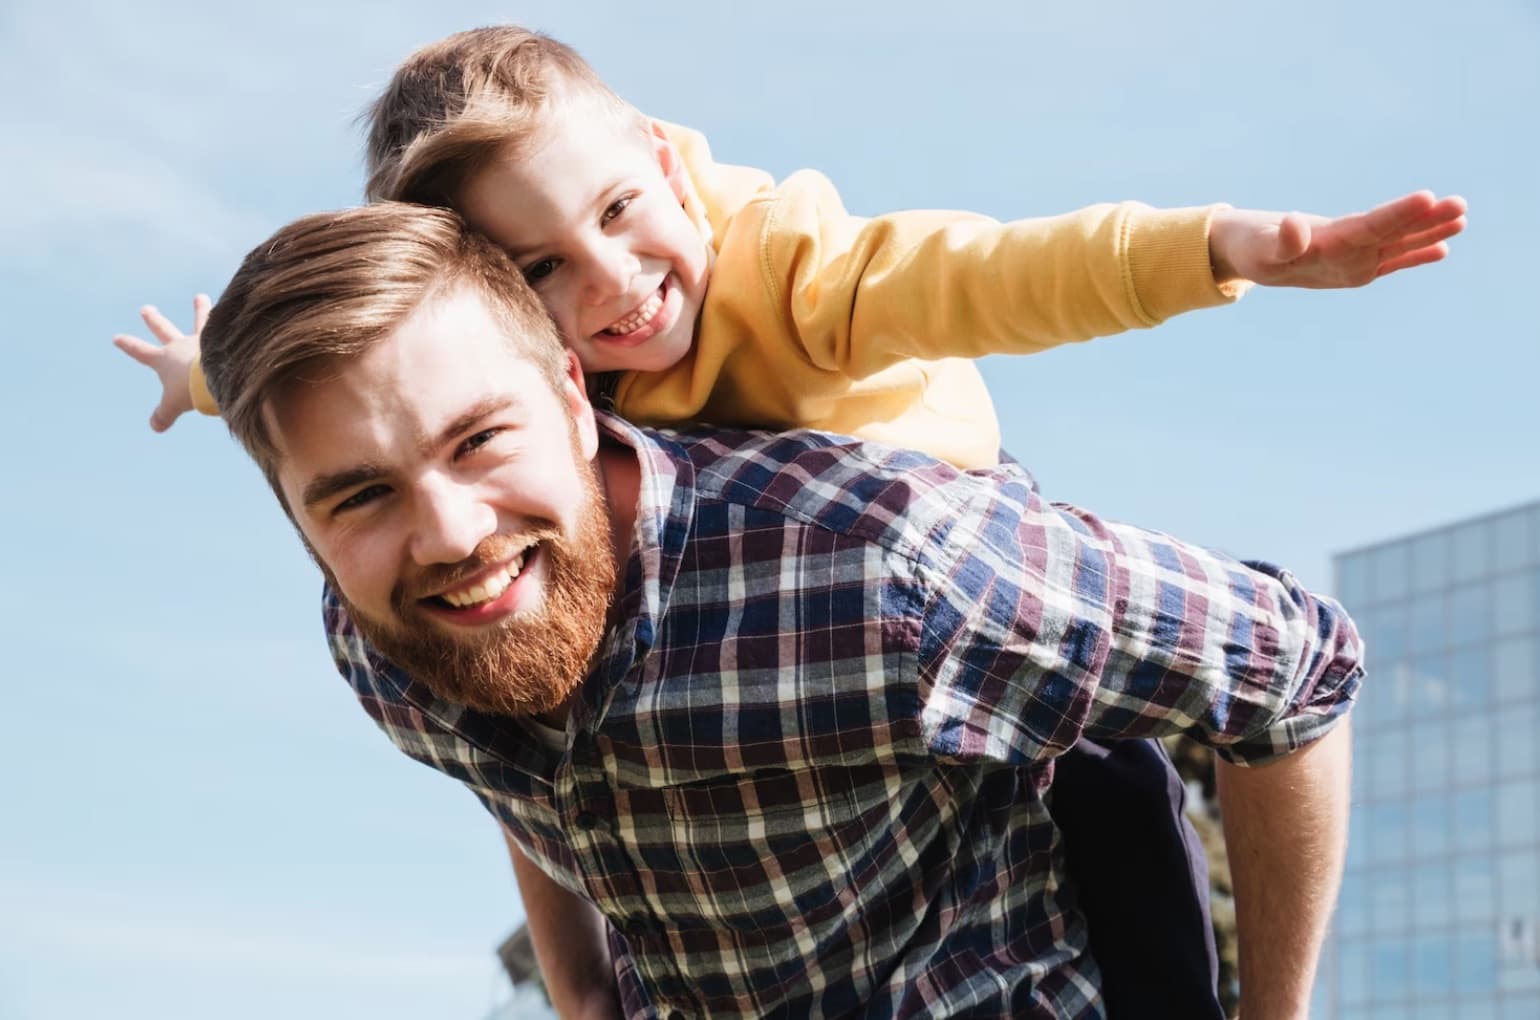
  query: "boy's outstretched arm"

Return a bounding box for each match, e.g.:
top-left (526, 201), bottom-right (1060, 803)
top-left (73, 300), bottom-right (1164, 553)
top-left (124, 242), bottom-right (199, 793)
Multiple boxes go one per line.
top-left (1209, 190), bottom-right (1466, 288)
top-left (112, 293), bottom-right (210, 432)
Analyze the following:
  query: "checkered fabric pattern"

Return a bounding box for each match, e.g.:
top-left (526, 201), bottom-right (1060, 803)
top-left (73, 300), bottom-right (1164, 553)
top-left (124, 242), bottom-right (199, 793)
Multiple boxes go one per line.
top-left (326, 414), bottom-right (1362, 1019)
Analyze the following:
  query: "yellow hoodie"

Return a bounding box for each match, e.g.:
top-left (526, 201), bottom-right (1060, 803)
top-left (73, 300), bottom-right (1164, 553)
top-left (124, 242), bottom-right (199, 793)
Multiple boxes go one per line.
top-left (193, 122), bottom-right (1243, 469)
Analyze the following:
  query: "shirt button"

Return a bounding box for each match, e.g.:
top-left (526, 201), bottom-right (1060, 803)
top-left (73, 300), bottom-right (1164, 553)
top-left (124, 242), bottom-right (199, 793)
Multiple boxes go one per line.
top-left (574, 811), bottom-right (600, 831)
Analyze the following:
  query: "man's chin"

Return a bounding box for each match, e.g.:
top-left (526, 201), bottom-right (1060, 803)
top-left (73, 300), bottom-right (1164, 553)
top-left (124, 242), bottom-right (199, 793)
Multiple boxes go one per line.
top-left (348, 605), bottom-right (586, 718)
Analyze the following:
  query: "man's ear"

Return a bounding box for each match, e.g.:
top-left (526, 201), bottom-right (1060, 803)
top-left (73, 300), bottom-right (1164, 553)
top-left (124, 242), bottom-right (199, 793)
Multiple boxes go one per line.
top-left (561, 350), bottom-right (600, 459)
top-left (647, 119), bottom-right (689, 205)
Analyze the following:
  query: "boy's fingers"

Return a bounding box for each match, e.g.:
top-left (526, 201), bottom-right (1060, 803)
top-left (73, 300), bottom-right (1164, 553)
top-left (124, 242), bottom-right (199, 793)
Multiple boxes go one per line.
top-left (1356, 190), bottom-right (1438, 241)
top-left (192, 293), bottom-right (212, 332)
top-left (139, 304), bottom-right (184, 344)
top-left (113, 334), bottom-right (160, 365)
top-left (1375, 243), bottom-right (1449, 279)
top-left (1379, 217), bottom-right (1466, 260)
top-left (1275, 215), bottom-right (1311, 263)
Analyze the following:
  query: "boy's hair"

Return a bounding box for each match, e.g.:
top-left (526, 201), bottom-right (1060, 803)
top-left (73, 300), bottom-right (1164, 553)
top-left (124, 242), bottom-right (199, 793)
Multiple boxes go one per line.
top-left (364, 25), bottom-right (644, 207)
top-left (200, 201), bottom-right (567, 495)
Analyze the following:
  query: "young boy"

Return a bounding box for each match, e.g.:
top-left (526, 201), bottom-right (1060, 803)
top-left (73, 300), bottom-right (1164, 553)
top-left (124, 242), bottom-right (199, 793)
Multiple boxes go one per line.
top-left (113, 25), bottom-right (1462, 1017)
top-left (117, 28), bottom-right (1464, 456)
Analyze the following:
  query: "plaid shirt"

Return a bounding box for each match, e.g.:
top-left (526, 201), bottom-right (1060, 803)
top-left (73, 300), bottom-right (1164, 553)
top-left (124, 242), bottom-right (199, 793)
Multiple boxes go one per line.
top-left (325, 414), bottom-right (1362, 1019)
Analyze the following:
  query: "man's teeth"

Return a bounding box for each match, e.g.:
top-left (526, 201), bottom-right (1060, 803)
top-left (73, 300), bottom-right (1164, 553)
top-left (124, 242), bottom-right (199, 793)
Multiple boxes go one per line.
top-left (603, 288), bottom-right (664, 335)
top-left (441, 552), bottom-right (527, 608)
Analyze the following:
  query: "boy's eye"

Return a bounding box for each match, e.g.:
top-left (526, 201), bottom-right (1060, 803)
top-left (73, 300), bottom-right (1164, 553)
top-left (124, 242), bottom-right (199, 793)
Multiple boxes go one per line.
top-left (601, 195), bottom-right (633, 226)
top-left (523, 257), bottom-right (560, 283)
top-left (334, 484), bottom-right (389, 515)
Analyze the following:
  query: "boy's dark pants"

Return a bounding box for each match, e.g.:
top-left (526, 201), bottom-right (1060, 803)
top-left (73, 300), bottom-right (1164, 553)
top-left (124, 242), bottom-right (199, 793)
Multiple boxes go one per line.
top-left (1051, 737), bottom-right (1226, 1019)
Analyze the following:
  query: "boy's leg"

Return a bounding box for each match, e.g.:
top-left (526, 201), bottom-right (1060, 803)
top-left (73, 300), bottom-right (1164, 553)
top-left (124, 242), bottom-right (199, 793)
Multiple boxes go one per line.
top-left (1051, 737), bottom-right (1226, 1019)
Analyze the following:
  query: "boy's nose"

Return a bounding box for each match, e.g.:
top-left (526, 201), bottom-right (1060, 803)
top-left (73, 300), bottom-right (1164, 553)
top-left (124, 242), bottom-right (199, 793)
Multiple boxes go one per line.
top-left (409, 477), bottom-right (497, 566)
top-left (580, 240), bottom-right (640, 307)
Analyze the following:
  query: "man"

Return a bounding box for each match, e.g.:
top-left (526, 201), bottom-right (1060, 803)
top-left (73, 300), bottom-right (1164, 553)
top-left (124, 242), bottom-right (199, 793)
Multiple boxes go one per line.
top-left (200, 202), bottom-right (1359, 1020)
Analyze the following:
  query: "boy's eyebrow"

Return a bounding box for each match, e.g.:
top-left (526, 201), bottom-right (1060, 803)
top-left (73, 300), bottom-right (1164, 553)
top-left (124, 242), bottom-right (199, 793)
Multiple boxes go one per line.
top-left (300, 396), bottom-right (518, 511)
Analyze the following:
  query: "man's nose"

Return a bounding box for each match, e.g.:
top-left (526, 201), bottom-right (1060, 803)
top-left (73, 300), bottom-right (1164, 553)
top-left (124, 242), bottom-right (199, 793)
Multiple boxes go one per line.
top-left (408, 477), bottom-right (497, 566)
top-left (579, 237), bottom-right (640, 307)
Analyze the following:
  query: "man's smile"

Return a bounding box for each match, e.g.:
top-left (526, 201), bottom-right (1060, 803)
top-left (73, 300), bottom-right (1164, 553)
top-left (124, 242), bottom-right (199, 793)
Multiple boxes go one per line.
top-left (421, 544), bottom-right (542, 624)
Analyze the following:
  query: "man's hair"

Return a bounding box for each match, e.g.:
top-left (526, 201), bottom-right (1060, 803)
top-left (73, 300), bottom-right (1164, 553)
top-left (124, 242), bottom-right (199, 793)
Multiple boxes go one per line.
top-left (364, 25), bottom-right (644, 207)
top-left (200, 201), bottom-right (568, 493)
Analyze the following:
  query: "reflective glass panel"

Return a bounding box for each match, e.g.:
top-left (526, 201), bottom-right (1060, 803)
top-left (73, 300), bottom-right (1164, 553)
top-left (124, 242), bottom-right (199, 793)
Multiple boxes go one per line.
top-left (1375, 543), bottom-right (1412, 604)
top-left (1372, 866), bottom-right (1413, 932)
top-left (1494, 508), bottom-right (1534, 570)
top-left (1411, 719), bottom-right (1449, 792)
top-left (1338, 552), bottom-right (1371, 612)
top-left (1412, 858), bottom-right (1451, 928)
top-left (1411, 592), bottom-right (1448, 656)
top-left (1452, 583), bottom-right (1494, 645)
top-left (1342, 938), bottom-right (1371, 1003)
top-left (1498, 701), bottom-right (1539, 779)
top-left (1454, 715), bottom-right (1496, 786)
top-left (1497, 779), bottom-right (1539, 848)
top-left (1455, 856), bottom-right (1497, 923)
top-left (1454, 926), bottom-right (1499, 992)
top-left (1452, 645), bottom-right (1496, 710)
top-left (1413, 531), bottom-right (1452, 594)
top-left (1370, 937), bottom-right (1410, 1002)
top-left (1410, 655), bottom-right (1450, 719)
top-left (1373, 728), bottom-right (1410, 799)
top-left (1412, 793), bottom-right (1449, 859)
top-left (1455, 786), bottom-right (1495, 852)
top-left (1494, 571), bottom-right (1535, 637)
top-left (1496, 637), bottom-right (1538, 703)
top-left (1453, 520), bottom-right (1493, 583)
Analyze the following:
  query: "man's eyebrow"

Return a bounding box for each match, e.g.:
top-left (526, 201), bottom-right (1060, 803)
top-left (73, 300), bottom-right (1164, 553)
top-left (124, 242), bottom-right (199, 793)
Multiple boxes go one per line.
top-left (301, 464), bottom-right (387, 512)
top-left (433, 396), bottom-right (518, 454)
top-left (299, 397), bottom-right (519, 512)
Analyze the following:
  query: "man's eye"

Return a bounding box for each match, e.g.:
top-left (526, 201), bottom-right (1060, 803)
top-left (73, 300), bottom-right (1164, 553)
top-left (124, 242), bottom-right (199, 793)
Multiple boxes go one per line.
top-left (601, 196), bottom-right (633, 226)
top-left (459, 429), bottom-right (502, 458)
top-left (335, 484), bottom-right (389, 515)
top-left (523, 258), bottom-right (560, 283)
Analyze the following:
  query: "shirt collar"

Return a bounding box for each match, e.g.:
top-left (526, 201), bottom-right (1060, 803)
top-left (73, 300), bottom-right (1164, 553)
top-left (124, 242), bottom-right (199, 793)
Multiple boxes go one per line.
top-left (571, 413), bottom-right (697, 725)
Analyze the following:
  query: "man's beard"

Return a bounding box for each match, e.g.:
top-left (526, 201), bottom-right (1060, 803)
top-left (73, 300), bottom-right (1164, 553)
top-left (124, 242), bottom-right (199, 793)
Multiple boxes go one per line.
top-left (335, 460), bottom-right (617, 719)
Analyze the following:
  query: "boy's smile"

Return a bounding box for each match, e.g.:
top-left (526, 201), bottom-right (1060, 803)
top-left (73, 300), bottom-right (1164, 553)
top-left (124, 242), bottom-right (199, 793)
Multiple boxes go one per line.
top-left (456, 99), bottom-right (710, 376)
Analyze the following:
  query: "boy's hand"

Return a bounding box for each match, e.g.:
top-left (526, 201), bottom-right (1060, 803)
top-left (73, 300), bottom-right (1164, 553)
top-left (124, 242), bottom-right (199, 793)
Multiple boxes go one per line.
top-left (113, 294), bottom-right (210, 432)
top-left (1210, 191), bottom-right (1466, 289)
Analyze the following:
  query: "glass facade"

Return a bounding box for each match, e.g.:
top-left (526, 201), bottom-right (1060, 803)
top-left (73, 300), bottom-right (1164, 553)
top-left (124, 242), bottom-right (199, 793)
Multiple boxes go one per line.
top-left (1322, 501), bottom-right (1540, 1019)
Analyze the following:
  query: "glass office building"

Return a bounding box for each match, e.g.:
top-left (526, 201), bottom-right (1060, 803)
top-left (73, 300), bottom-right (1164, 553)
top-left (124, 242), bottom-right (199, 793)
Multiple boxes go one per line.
top-left (1319, 500), bottom-right (1540, 1019)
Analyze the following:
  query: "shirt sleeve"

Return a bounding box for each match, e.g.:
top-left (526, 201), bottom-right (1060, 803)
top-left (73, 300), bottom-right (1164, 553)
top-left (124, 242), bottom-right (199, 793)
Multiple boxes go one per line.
top-left (915, 477), bottom-right (1363, 768)
top-left (736, 169), bottom-right (1248, 379)
top-left (189, 356), bottom-right (220, 416)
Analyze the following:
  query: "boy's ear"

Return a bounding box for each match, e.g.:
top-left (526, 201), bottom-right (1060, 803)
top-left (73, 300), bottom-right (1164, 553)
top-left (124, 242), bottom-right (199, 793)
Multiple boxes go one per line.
top-left (647, 119), bottom-right (689, 205)
top-left (560, 349), bottom-right (600, 459)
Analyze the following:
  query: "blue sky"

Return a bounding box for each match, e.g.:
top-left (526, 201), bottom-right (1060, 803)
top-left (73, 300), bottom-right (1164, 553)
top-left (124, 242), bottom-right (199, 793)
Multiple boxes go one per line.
top-left (2, 1), bottom-right (1535, 1017)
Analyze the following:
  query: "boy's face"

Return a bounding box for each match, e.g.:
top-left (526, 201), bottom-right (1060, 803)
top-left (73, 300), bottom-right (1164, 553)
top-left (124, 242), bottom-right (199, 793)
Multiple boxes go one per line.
top-left (457, 103), bottom-right (710, 376)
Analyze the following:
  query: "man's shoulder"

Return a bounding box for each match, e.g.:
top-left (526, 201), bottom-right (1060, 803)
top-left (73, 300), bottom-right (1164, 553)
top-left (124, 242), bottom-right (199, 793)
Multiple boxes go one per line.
top-left (649, 424), bottom-right (1029, 552)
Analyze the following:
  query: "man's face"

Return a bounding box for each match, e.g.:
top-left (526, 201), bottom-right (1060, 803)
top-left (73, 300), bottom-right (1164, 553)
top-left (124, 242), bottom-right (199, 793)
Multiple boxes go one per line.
top-left (456, 100), bottom-right (710, 376)
top-left (271, 285), bottom-right (617, 717)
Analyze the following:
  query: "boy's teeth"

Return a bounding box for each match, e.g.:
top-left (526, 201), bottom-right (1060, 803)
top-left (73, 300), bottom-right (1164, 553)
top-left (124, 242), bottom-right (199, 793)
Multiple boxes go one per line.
top-left (603, 289), bottom-right (663, 334)
top-left (440, 552), bottom-right (527, 609)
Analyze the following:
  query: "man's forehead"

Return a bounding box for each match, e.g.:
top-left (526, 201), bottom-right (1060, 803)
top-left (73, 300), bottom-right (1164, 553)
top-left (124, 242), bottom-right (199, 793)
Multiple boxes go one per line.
top-left (265, 290), bottom-right (550, 470)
